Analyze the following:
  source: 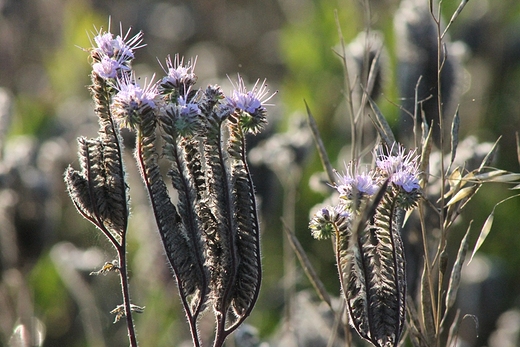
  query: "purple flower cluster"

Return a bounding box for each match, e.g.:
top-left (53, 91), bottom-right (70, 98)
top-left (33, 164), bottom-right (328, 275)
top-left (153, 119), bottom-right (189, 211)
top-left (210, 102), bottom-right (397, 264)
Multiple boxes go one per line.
top-left (177, 94), bottom-right (201, 117)
top-left (88, 21), bottom-right (276, 136)
top-left (112, 74), bottom-right (158, 128)
top-left (91, 24), bottom-right (144, 80)
top-left (115, 77), bottom-right (157, 108)
top-left (375, 145), bottom-right (420, 192)
top-left (224, 75), bottom-right (275, 115)
top-left (221, 75), bottom-right (277, 134)
top-left (160, 55), bottom-right (198, 89)
top-left (309, 204), bottom-right (352, 240)
top-left (334, 144), bottom-right (421, 200)
top-left (163, 92), bottom-right (203, 136)
top-left (335, 164), bottom-right (379, 200)
top-left (310, 143), bottom-right (421, 240)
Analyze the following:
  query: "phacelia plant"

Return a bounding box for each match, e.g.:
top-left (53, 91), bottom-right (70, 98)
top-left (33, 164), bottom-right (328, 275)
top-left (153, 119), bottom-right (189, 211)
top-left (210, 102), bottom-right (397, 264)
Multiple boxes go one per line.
top-left (64, 22), bottom-right (274, 347)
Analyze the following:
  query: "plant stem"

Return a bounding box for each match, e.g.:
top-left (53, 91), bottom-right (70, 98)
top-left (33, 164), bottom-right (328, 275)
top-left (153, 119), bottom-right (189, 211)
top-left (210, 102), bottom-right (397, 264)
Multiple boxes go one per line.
top-left (117, 241), bottom-right (138, 347)
top-left (430, 2), bottom-right (448, 345)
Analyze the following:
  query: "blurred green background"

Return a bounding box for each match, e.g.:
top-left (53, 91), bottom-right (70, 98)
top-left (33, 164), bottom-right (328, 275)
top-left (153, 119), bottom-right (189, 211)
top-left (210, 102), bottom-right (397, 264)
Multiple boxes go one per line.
top-left (1, 0), bottom-right (520, 346)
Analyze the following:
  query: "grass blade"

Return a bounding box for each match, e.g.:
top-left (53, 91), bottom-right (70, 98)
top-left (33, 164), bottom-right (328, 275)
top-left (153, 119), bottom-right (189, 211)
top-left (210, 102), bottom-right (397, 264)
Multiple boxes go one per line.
top-left (468, 209), bottom-right (494, 264)
top-left (448, 106), bottom-right (460, 172)
top-left (445, 186), bottom-right (477, 207)
top-left (443, 221), bottom-right (472, 322)
top-left (483, 173), bottom-right (520, 183)
top-left (420, 262), bottom-right (436, 346)
top-left (282, 221), bottom-right (334, 312)
top-left (516, 131), bottom-right (520, 167)
top-left (478, 137), bottom-right (501, 171)
top-left (305, 101), bottom-right (335, 184)
top-left (367, 95), bottom-right (396, 148)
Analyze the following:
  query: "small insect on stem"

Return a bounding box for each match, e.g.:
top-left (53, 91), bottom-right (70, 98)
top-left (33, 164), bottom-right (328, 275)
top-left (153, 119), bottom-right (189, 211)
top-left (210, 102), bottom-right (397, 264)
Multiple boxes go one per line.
top-left (111, 304), bottom-right (146, 323)
top-left (89, 260), bottom-right (120, 276)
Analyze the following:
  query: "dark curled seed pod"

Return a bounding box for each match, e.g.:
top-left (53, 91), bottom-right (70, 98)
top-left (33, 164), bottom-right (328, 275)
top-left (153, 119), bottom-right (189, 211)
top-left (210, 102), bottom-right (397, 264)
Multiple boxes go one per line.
top-left (144, 102), bottom-right (210, 345)
top-left (65, 73), bottom-right (129, 241)
top-left (340, 189), bottom-right (406, 347)
top-left (227, 120), bottom-right (261, 294)
top-left (228, 162), bottom-right (261, 318)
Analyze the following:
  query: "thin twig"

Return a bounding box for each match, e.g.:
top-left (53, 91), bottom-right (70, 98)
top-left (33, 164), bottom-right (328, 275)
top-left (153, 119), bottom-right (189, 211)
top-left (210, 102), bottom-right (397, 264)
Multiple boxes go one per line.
top-left (441, 0), bottom-right (470, 39)
top-left (432, 1), bottom-right (448, 345)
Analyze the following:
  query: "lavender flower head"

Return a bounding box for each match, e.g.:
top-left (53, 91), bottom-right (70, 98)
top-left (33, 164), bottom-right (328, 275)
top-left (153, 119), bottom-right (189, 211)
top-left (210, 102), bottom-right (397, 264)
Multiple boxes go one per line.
top-left (178, 94), bottom-right (200, 117)
top-left (90, 23), bottom-right (144, 79)
top-left (335, 163), bottom-right (379, 200)
top-left (225, 75), bottom-right (273, 114)
top-left (93, 55), bottom-right (128, 79)
top-left (92, 24), bottom-right (144, 61)
top-left (309, 205), bottom-right (352, 240)
top-left (160, 55), bottom-right (198, 91)
top-left (375, 144), bottom-right (420, 192)
top-left (112, 74), bottom-right (158, 129)
top-left (223, 75), bottom-right (276, 134)
top-left (164, 92), bottom-right (204, 137)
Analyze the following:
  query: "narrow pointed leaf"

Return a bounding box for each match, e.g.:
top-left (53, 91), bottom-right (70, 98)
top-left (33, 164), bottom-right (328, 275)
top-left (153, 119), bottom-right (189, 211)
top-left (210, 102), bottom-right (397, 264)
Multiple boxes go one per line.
top-left (367, 95), bottom-right (396, 148)
top-left (283, 222), bottom-right (333, 311)
top-left (449, 106), bottom-right (460, 170)
top-left (419, 126), bottom-right (433, 187)
top-left (420, 263), bottom-right (436, 346)
top-left (445, 186), bottom-right (477, 207)
top-left (306, 101), bottom-right (335, 184)
top-left (469, 209), bottom-right (494, 264)
top-left (472, 170), bottom-right (507, 181)
top-left (406, 296), bottom-right (430, 347)
top-left (516, 131), bottom-right (520, 167)
top-left (446, 309), bottom-right (461, 347)
top-left (482, 173), bottom-right (520, 183)
top-left (478, 137), bottom-right (500, 171)
top-left (444, 222), bottom-right (472, 316)
top-left (442, 0), bottom-right (470, 38)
